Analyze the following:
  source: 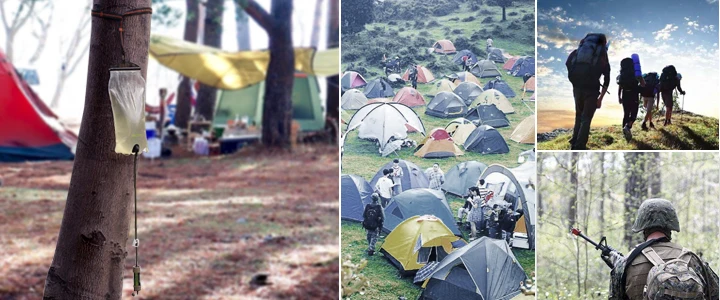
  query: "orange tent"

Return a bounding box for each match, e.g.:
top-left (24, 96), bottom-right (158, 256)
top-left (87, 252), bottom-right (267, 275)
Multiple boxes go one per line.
top-left (392, 87), bottom-right (426, 107)
top-left (503, 56), bottom-right (518, 71)
top-left (402, 65), bottom-right (435, 83)
top-left (432, 40), bottom-right (457, 54)
top-left (415, 128), bottom-right (464, 158)
top-left (522, 76), bottom-right (535, 92)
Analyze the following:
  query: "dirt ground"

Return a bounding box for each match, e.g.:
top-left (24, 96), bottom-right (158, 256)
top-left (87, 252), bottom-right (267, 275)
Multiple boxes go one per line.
top-left (0, 144), bottom-right (339, 299)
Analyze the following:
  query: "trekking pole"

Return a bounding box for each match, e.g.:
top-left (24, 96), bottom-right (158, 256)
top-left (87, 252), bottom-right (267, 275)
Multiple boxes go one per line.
top-left (681, 94), bottom-right (685, 122)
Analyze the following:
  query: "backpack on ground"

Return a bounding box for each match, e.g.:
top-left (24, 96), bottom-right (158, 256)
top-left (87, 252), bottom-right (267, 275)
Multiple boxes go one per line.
top-left (660, 65), bottom-right (679, 91)
top-left (567, 33), bottom-right (608, 85)
top-left (618, 57), bottom-right (637, 89)
top-left (642, 247), bottom-right (705, 300)
top-left (362, 205), bottom-right (383, 230)
top-left (642, 72), bottom-right (660, 97)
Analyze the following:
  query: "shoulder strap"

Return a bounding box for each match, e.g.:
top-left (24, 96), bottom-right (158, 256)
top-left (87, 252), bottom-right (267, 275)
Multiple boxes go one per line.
top-left (641, 247), bottom-right (665, 266)
top-left (621, 237), bottom-right (670, 285)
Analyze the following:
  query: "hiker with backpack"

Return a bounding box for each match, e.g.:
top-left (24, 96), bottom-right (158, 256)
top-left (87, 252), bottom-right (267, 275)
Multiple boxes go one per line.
top-left (374, 169), bottom-right (394, 207)
top-left (608, 198), bottom-right (719, 299)
top-left (659, 65), bottom-right (685, 126)
top-left (565, 33), bottom-right (611, 150)
top-left (641, 72), bottom-right (661, 130)
top-left (362, 193), bottom-right (384, 256)
top-left (617, 57), bottom-right (642, 140)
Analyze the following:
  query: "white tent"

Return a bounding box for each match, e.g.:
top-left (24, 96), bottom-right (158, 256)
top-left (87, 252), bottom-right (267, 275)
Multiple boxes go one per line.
top-left (346, 103), bottom-right (426, 149)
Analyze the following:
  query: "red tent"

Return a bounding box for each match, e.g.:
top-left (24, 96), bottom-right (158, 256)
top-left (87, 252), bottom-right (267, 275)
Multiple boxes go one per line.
top-left (0, 49), bottom-right (77, 161)
top-left (392, 87), bottom-right (426, 107)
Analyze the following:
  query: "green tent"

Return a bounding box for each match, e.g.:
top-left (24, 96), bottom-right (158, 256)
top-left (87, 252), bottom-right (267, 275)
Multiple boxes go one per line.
top-left (214, 74), bottom-right (325, 132)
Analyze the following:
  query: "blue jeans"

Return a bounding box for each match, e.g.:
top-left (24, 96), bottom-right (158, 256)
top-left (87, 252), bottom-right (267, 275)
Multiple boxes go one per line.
top-left (570, 89), bottom-right (600, 150)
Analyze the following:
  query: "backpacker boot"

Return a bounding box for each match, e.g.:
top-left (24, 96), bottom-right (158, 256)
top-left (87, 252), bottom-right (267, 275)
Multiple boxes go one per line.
top-left (623, 126), bottom-right (632, 141)
top-left (641, 122), bottom-right (648, 131)
top-left (649, 122), bottom-right (656, 129)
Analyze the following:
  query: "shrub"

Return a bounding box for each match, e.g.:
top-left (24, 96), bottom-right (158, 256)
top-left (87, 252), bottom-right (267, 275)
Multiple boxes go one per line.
top-left (449, 17), bottom-right (459, 21)
top-left (388, 21), bottom-right (397, 26)
top-left (507, 21), bottom-right (522, 30)
top-left (482, 16), bottom-right (493, 24)
top-left (522, 14), bottom-right (533, 21)
top-left (461, 16), bottom-right (476, 22)
top-left (508, 12), bottom-right (518, 17)
top-left (428, 20), bottom-right (441, 27)
top-left (452, 29), bottom-right (463, 34)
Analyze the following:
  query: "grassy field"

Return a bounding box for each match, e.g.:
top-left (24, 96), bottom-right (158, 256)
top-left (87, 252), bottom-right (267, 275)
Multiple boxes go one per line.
top-left (538, 112), bottom-right (719, 150)
top-left (341, 1), bottom-right (535, 298)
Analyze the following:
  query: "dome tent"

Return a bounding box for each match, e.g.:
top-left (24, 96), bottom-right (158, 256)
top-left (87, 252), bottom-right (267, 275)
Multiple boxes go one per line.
top-left (432, 79), bottom-right (457, 95)
top-left (380, 215), bottom-right (466, 276)
top-left (445, 118), bottom-right (477, 145)
top-left (469, 59), bottom-right (502, 78)
top-left (464, 104), bottom-right (510, 128)
top-left (363, 77), bottom-right (395, 98)
top-left (510, 114), bottom-right (536, 144)
top-left (451, 49), bottom-right (478, 66)
top-left (340, 89), bottom-right (368, 110)
top-left (432, 39), bottom-right (457, 54)
top-left (370, 159), bottom-right (430, 192)
top-left (402, 65), bottom-right (436, 83)
top-left (470, 89), bottom-right (515, 114)
top-left (464, 125), bottom-right (510, 154)
top-left (341, 71), bottom-right (368, 91)
top-left (483, 78), bottom-right (517, 98)
top-left (419, 237), bottom-right (527, 300)
top-left (503, 56), bottom-right (519, 71)
top-left (510, 56), bottom-right (535, 77)
top-left (426, 92), bottom-right (468, 118)
top-left (414, 128), bottom-right (464, 158)
top-left (346, 102), bottom-right (426, 150)
top-left (340, 174), bottom-right (373, 222)
top-left (487, 47), bottom-right (506, 63)
top-left (450, 71), bottom-right (481, 86)
top-left (392, 87), bottom-right (426, 107)
top-left (442, 161), bottom-right (488, 197)
top-left (381, 188), bottom-right (460, 236)
top-left (453, 82), bottom-right (484, 106)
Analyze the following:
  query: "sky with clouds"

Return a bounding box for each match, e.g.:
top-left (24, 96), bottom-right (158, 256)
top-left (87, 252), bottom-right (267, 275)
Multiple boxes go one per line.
top-left (537, 0), bottom-right (719, 132)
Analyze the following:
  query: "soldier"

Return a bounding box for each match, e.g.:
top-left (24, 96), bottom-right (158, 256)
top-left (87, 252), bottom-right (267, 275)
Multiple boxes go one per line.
top-left (608, 198), bottom-right (719, 300)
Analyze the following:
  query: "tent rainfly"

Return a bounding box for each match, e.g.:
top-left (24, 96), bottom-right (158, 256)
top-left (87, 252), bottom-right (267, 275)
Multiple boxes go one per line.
top-left (511, 114), bottom-right (536, 144)
top-left (433, 79), bottom-right (457, 95)
top-left (363, 78), bottom-right (395, 98)
top-left (470, 59), bottom-right (502, 78)
top-left (342, 71), bottom-right (368, 91)
top-left (382, 189), bottom-right (460, 236)
top-left (483, 78), bottom-right (517, 98)
top-left (341, 89), bottom-right (369, 110)
top-left (471, 89), bottom-right (515, 114)
top-left (340, 174), bottom-right (373, 222)
top-left (432, 40), bottom-right (457, 54)
top-left (487, 47), bottom-right (506, 63)
top-left (464, 104), bottom-right (510, 128)
top-left (370, 159), bottom-right (430, 192)
top-left (463, 125), bottom-right (510, 154)
top-left (453, 82), bottom-right (484, 106)
top-left (426, 92), bottom-right (468, 118)
top-left (503, 56), bottom-right (519, 71)
top-left (445, 118), bottom-right (477, 145)
top-left (442, 161), bottom-right (489, 196)
top-left (415, 128), bottom-right (464, 158)
top-left (402, 65), bottom-right (435, 83)
top-left (346, 102), bottom-right (426, 150)
top-left (392, 87), bottom-right (426, 107)
top-left (510, 56), bottom-right (535, 77)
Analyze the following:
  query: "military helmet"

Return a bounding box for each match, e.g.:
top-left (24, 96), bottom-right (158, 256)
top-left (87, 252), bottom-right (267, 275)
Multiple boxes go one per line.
top-left (631, 198), bottom-right (680, 233)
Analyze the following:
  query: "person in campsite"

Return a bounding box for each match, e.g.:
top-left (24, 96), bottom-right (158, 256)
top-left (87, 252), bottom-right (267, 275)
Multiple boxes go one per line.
top-left (659, 65), bottom-right (685, 126)
top-left (425, 163), bottom-right (445, 190)
top-left (565, 33), bottom-right (611, 150)
top-left (501, 206), bottom-right (522, 245)
top-left (457, 189), bottom-right (473, 227)
top-left (617, 57), bottom-right (642, 141)
top-left (362, 193), bottom-right (384, 256)
top-left (390, 159), bottom-right (404, 195)
top-left (374, 169), bottom-right (394, 207)
top-left (640, 72), bottom-right (661, 130)
top-left (466, 187), bottom-right (484, 241)
top-left (608, 198), bottom-right (718, 299)
top-left (486, 37), bottom-right (493, 52)
top-left (409, 65), bottom-right (418, 89)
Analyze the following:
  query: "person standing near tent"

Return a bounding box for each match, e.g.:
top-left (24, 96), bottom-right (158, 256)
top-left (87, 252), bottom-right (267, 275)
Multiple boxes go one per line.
top-left (658, 65), bottom-right (685, 126)
top-left (565, 33), bottom-right (611, 150)
top-left (375, 169), bottom-right (394, 207)
top-left (457, 188), bottom-right (473, 225)
top-left (501, 206), bottom-right (522, 245)
top-left (608, 199), bottom-right (718, 299)
top-left (426, 163), bottom-right (445, 191)
top-left (617, 57), bottom-right (642, 141)
top-left (409, 65), bottom-right (418, 90)
top-left (390, 159), bottom-right (404, 196)
top-left (640, 72), bottom-right (660, 130)
top-left (362, 194), bottom-right (384, 256)
top-left (466, 187), bottom-right (483, 241)
top-left (486, 37), bottom-right (493, 52)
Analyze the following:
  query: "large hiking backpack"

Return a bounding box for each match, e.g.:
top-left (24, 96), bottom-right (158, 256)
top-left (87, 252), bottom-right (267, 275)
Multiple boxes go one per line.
top-left (618, 57), bottom-right (637, 89)
top-left (660, 65), bottom-right (679, 91)
top-left (567, 33), bottom-right (608, 85)
top-left (642, 248), bottom-right (705, 300)
top-left (362, 205), bottom-right (383, 230)
top-left (642, 72), bottom-right (660, 97)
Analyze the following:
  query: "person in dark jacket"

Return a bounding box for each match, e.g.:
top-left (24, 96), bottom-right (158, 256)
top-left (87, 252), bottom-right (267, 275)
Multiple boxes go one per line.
top-left (362, 194), bottom-right (384, 256)
top-left (501, 207), bottom-right (523, 245)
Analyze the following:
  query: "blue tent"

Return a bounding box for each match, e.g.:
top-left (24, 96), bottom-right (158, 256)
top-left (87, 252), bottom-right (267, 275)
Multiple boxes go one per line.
top-left (382, 189), bottom-right (461, 236)
top-left (452, 50), bottom-right (478, 66)
top-left (483, 79), bottom-right (516, 98)
top-left (370, 159), bottom-right (429, 192)
top-left (341, 174), bottom-right (374, 222)
top-left (510, 56), bottom-right (535, 77)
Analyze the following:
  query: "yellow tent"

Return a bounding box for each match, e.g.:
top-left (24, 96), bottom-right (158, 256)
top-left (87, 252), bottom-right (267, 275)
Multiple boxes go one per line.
top-left (471, 89), bottom-right (515, 114)
top-left (451, 123), bottom-right (477, 145)
top-left (148, 34), bottom-right (339, 90)
top-left (510, 114), bottom-right (536, 144)
top-left (415, 129), bottom-right (463, 158)
top-left (433, 79), bottom-right (456, 95)
top-left (379, 215), bottom-right (465, 274)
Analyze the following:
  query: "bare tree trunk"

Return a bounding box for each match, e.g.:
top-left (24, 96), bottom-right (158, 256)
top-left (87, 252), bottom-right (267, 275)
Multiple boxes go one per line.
top-left (43, 0), bottom-right (151, 298)
top-left (0, 0), bottom-right (37, 63)
top-left (599, 153), bottom-right (606, 237)
top-left (310, 0), bottom-right (323, 47)
top-left (501, 5), bottom-right (506, 21)
top-left (233, 0), bottom-right (251, 50)
top-left (195, 0), bottom-right (223, 121)
top-left (28, 1), bottom-right (54, 64)
top-left (538, 154), bottom-right (544, 218)
top-left (50, 2), bottom-right (91, 109)
top-left (325, 0), bottom-right (339, 142)
top-left (568, 152), bottom-right (578, 231)
top-left (650, 152), bottom-right (662, 197)
top-left (174, 0), bottom-right (200, 130)
top-left (624, 153), bottom-right (647, 248)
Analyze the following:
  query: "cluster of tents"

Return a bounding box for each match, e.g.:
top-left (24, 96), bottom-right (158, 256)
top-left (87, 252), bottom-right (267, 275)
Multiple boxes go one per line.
top-left (341, 159), bottom-right (536, 299)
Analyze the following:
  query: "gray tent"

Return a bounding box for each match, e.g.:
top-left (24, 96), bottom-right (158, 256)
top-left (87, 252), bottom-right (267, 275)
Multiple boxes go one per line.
top-left (483, 78), bottom-right (516, 98)
top-left (419, 237), bottom-right (527, 300)
top-left (426, 92), bottom-right (468, 118)
top-left (470, 60), bottom-right (502, 78)
top-left (464, 125), bottom-right (510, 154)
top-left (487, 47), bottom-right (506, 63)
top-left (464, 104), bottom-right (510, 128)
top-left (453, 82), bottom-right (483, 106)
top-left (363, 78), bottom-right (395, 98)
top-left (442, 161), bottom-right (488, 197)
top-left (341, 89), bottom-right (369, 110)
top-left (370, 159), bottom-right (429, 192)
top-left (341, 174), bottom-right (373, 222)
top-left (382, 189), bottom-right (461, 236)
top-left (452, 49), bottom-right (479, 65)
top-left (510, 56), bottom-right (535, 77)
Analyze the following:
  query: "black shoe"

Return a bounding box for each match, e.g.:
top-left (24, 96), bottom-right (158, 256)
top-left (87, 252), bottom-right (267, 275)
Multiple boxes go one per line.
top-left (650, 122), bottom-right (656, 129)
top-left (641, 122), bottom-right (648, 131)
top-left (367, 250), bottom-right (374, 256)
top-left (667, 120), bottom-right (672, 125)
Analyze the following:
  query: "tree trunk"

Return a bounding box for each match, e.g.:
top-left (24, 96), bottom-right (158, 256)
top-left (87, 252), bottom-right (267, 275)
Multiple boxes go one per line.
top-left (43, 0), bottom-right (151, 298)
top-left (261, 0), bottom-right (294, 148)
top-left (501, 6), bottom-right (506, 21)
top-left (624, 153), bottom-right (646, 248)
top-left (568, 152), bottom-right (578, 231)
top-left (195, 0), bottom-right (223, 121)
top-left (325, 0), bottom-right (339, 142)
top-left (5, 31), bottom-right (14, 63)
top-left (650, 152), bottom-right (662, 197)
top-left (175, 0), bottom-right (200, 130)
top-left (599, 153), bottom-right (606, 237)
top-left (537, 154), bottom-right (544, 218)
top-left (234, 0), bottom-right (251, 50)
top-left (50, 73), bottom-right (66, 109)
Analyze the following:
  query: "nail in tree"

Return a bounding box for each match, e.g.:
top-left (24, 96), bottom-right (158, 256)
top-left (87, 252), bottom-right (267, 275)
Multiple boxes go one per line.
top-left (43, 0), bottom-right (151, 298)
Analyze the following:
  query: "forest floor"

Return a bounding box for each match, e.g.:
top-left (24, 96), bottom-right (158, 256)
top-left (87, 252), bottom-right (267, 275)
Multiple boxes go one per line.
top-left (0, 144), bottom-right (339, 299)
top-left (537, 112), bottom-right (719, 150)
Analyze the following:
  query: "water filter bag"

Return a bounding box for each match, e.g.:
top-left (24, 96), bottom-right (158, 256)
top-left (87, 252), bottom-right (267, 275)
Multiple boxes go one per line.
top-left (108, 69), bottom-right (148, 154)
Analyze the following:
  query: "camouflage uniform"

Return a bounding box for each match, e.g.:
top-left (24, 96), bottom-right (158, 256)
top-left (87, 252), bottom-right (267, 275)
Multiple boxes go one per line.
top-left (366, 227), bottom-right (380, 252)
top-left (608, 199), bottom-right (719, 300)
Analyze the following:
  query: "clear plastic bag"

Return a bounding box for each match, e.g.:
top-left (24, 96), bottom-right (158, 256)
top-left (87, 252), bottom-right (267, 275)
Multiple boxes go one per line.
top-left (108, 70), bottom-right (148, 154)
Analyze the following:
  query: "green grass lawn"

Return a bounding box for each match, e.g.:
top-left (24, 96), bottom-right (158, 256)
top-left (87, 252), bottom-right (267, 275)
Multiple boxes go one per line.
top-left (341, 1), bottom-right (535, 298)
top-left (538, 113), bottom-right (719, 150)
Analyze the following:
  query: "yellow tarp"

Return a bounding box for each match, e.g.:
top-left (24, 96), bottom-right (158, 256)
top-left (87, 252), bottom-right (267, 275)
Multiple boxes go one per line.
top-left (148, 34), bottom-right (339, 90)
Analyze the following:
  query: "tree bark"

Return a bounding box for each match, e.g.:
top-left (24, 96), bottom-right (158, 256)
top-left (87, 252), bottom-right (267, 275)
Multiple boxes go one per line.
top-left (325, 0), bottom-right (339, 141)
top-left (568, 152), bottom-right (578, 231)
top-left (624, 153), bottom-right (647, 248)
top-left (599, 153), bottom-right (606, 237)
top-left (174, 0), bottom-right (200, 130)
top-left (195, 0), bottom-right (223, 121)
top-left (650, 152), bottom-right (662, 197)
top-left (43, 0), bottom-right (151, 298)
top-left (261, 0), bottom-right (294, 148)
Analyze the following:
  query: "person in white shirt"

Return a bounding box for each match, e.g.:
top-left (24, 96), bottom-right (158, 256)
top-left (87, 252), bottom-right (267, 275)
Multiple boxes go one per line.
top-left (391, 159), bottom-right (404, 196)
top-left (486, 38), bottom-right (494, 52)
top-left (374, 169), bottom-right (394, 207)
